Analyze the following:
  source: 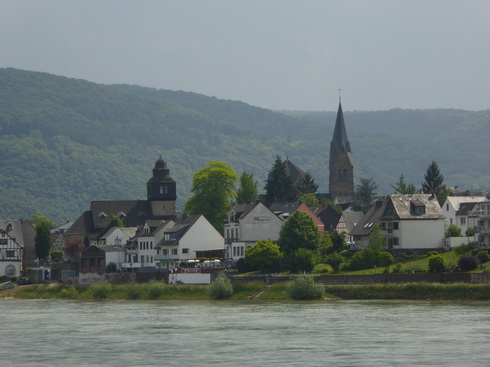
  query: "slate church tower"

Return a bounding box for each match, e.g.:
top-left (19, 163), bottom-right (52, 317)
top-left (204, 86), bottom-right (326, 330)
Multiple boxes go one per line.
top-left (147, 156), bottom-right (177, 216)
top-left (329, 99), bottom-right (354, 203)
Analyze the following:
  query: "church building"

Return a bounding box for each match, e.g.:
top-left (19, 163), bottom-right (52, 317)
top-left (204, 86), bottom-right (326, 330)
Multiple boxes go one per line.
top-left (329, 99), bottom-right (354, 203)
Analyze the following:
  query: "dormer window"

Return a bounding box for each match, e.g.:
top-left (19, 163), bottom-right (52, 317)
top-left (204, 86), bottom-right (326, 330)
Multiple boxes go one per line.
top-left (411, 201), bottom-right (426, 215)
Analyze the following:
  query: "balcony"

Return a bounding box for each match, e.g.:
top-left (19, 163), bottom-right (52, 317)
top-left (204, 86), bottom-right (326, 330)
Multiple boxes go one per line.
top-left (154, 254), bottom-right (179, 261)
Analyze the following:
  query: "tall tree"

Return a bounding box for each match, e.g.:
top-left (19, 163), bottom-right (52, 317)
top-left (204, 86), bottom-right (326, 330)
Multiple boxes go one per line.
top-left (422, 161), bottom-right (448, 205)
top-left (244, 239), bottom-right (283, 272)
top-left (35, 222), bottom-right (51, 261)
top-left (351, 177), bottom-right (378, 214)
top-left (184, 161), bottom-right (238, 232)
top-left (236, 171), bottom-right (259, 204)
top-left (368, 224), bottom-right (386, 252)
top-left (30, 213), bottom-right (57, 230)
top-left (278, 211), bottom-right (321, 255)
top-left (264, 155), bottom-right (297, 205)
top-left (298, 172), bottom-right (318, 195)
top-left (391, 174), bottom-right (419, 194)
top-left (298, 193), bottom-right (319, 208)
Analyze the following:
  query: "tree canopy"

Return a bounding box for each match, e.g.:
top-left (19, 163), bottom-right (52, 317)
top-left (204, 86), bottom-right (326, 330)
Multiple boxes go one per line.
top-left (184, 161), bottom-right (238, 232)
top-left (422, 161), bottom-right (449, 205)
top-left (278, 211), bottom-right (321, 255)
top-left (236, 171), bottom-right (259, 204)
top-left (34, 222), bottom-right (51, 260)
top-left (244, 240), bottom-right (283, 272)
top-left (264, 155), bottom-right (297, 205)
top-left (391, 174), bottom-right (419, 194)
top-left (351, 177), bottom-right (378, 214)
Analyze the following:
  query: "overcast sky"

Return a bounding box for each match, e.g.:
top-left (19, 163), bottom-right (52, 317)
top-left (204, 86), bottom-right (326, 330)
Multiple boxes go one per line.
top-left (1, 1), bottom-right (489, 111)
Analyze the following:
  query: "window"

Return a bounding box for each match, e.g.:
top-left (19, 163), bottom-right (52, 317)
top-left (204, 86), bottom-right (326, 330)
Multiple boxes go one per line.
top-left (415, 205), bottom-right (425, 215)
top-left (446, 204), bottom-right (449, 211)
top-left (160, 186), bottom-right (164, 194)
top-left (6, 250), bottom-right (15, 258)
top-left (460, 217), bottom-right (466, 225)
top-left (182, 248), bottom-right (189, 254)
top-left (172, 248), bottom-right (178, 255)
top-left (163, 249), bottom-right (169, 255)
top-left (393, 222), bottom-right (399, 230)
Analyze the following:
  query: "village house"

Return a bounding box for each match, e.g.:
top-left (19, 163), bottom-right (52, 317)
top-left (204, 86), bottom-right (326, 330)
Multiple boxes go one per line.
top-left (350, 194), bottom-right (446, 250)
top-left (270, 201), bottom-right (324, 231)
top-left (0, 220), bottom-right (36, 277)
top-left (223, 201), bottom-right (283, 262)
top-left (469, 201), bottom-right (490, 249)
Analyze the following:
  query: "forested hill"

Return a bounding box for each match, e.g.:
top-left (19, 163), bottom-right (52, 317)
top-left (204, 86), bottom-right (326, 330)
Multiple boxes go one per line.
top-left (1, 68), bottom-right (489, 224)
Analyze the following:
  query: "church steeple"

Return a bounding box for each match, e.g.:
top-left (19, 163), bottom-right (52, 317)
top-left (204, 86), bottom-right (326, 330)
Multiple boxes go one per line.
top-left (329, 99), bottom-right (354, 203)
top-left (147, 156), bottom-right (177, 216)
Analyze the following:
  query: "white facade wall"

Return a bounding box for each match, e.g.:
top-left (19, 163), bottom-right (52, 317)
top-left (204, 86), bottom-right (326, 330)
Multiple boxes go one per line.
top-left (239, 205), bottom-right (283, 242)
top-left (105, 250), bottom-right (126, 269)
top-left (398, 220), bottom-right (445, 249)
top-left (178, 216), bottom-right (224, 260)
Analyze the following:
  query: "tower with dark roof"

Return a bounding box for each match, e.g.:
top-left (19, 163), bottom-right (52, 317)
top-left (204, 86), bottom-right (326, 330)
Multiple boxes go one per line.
top-left (147, 156), bottom-right (177, 216)
top-left (329, 101), bottom-right (354, 203)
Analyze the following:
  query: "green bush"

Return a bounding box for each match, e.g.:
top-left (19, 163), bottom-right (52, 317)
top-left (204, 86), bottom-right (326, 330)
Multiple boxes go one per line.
top-left (428, 255), bottom-right (446, 273)
top-left (348, 248), bottom-right (378, 270)
top-left (477, 251), bottom-right (489, 265)
top-left (392, 263), bottom-right (402, 273)
top-left (208, 273), bottom-right (233, 299)
top-left (290, 248), bottom-right (316, 273)
top-left (458, 254), bottom-right (479, 271)
top-left (50, 251), bottom-right (63, 263)
top-left (124, 281), bottom-right (145, 299)
top-left (326, 252), bottom-right (344, 272)
top-left (106, 262), bottom-right (117, 273)
top-left (378, 252), bottom-right (395, 267)
top-left (147, 280), bottom-right (166, 299)
top-left (455, 243), bottom-right (475, 256)
top-left (445, 224), bottom-right (462, 237)
top-left (287, 277), bottom-right (324, 300)
top-left (60, 286), bottom-right (79, 299)
top-left (89, 280), bottom-right (112, 299)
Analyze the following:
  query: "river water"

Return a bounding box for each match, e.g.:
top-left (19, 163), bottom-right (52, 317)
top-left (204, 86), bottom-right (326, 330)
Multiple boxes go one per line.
top-left (0, 299), bottom-right (489, 366)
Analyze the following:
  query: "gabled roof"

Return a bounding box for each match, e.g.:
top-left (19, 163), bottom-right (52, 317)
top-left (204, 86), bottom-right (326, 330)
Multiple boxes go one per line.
top-left (269, 202), bottom-right (302, 215)
top-left (90, 200), bottom-right (153, 229)
top-left (350, 200), bottom-right (386, 236)
top-left (311, 206), bottom-right (342, 230)
top-left (457, 202), bottom-right (480, 216)
top-left (283, 159), bottom-right (307, 187)
top-left (342, 210), bottom-right (364, 231)
top-left (228, 202), bottom-right (261, 222)
top-left (445, 196), bottom-right (488, 210)
top-left (386, 194), bottom-right (444, 220)
top-left (157, 215), bottom-right (202, 246)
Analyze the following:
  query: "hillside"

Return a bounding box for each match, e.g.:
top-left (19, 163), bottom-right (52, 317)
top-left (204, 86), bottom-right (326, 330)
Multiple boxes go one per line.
top-left (0, 68), bottom-right (489, 223)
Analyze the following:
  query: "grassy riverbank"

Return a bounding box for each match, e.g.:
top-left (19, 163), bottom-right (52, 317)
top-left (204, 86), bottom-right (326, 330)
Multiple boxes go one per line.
top-left (3, 281), bottom-right (490, 301)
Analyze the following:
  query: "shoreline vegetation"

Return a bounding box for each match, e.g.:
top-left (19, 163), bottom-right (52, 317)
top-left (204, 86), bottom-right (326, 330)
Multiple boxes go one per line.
top-left (3, 280), bottom-right (490, 301)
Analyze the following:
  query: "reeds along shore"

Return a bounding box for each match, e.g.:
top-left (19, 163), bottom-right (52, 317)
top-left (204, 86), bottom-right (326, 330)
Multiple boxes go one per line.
top-left (6, 281), bottom-right (490, 301)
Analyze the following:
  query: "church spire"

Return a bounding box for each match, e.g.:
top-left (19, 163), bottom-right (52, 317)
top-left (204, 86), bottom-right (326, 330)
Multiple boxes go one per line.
top-left (329, 96), bottom-right (354, 203)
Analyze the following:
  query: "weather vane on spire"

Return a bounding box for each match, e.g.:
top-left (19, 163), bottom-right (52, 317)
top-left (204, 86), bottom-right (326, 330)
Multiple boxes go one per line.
top-left (338, 88), bottom-right (342, 103)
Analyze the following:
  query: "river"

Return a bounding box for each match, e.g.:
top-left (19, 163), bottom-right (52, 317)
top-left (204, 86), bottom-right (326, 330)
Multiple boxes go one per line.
top-left (0, 299), bottom-right (489, 366)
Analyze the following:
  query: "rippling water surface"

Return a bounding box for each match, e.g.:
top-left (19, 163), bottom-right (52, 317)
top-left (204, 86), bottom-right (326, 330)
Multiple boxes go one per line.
top-left (1, 299), bottom-right (489, 366)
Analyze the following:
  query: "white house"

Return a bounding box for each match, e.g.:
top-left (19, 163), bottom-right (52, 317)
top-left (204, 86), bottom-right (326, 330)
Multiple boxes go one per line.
top-left (123, 220), bottom-right (174, 270)
top-left (442, 195), bottom-right (487, 227)
top-left (0, 220), bottom-right (36, 276)
top-left (469, 201), bottom-right (490, 249)
top-left (224, 202), bottom-right (283, 261)
top-left (351, 194), bottom-right (446, 250)
top-left (155, 215), bottom-right (224, 269)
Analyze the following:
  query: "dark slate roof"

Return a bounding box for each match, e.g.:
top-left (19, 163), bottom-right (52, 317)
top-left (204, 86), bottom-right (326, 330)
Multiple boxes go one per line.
top-left (283, 159), bottom-right (307, 187)
top-left (270, 202), bottom-right (301, 215)
top-left (65, 210), bottom-right (96, 237)
top-left (90, 200), bottom-right (153, 229)
top-left (157, 215), bottom-right (201, 246)
top-left (229, 202), bottom-right (259, 222)
top-left (331, 102), bottom-right (351, 153)
top-left (311, 206), bottom-right (342, 230)
top-left (342, 210), bottom-right (364, 231)
top-left (457, 202), bottom-right (480, 216)
top-left (350, 200), bottom-right (387, 236)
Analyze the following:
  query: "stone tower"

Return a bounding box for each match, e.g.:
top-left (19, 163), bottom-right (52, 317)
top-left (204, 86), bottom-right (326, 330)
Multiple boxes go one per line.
top-left (147, 156), bottom-right (177, 216)
top-left (329, 100), bottom-right (354, 203)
